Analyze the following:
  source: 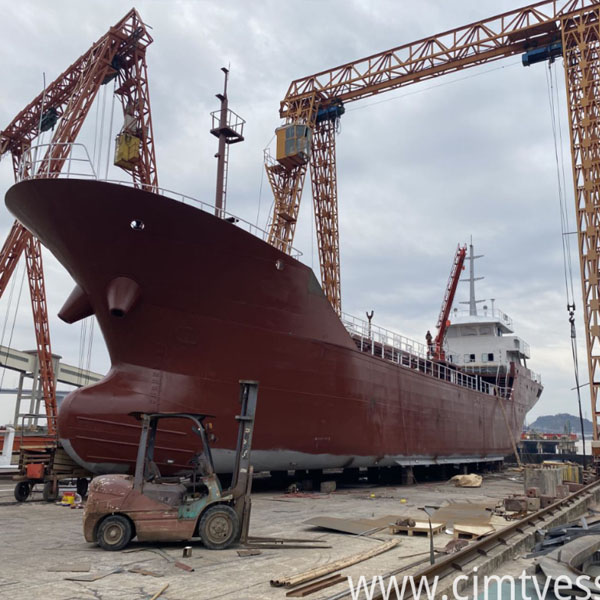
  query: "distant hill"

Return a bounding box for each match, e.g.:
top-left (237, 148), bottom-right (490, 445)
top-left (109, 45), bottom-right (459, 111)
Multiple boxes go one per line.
top-left (528, 413), bottom-right (593, 435)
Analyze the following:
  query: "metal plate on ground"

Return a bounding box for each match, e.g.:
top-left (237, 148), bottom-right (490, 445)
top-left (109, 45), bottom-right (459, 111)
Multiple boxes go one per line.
top-left (304, 515), bottom-right (400, 535)
top-left (432, 502), bottom-right (494, 527)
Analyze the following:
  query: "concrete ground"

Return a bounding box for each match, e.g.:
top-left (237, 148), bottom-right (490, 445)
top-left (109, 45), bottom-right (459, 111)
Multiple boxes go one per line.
top-left (0, 472), bottom-right (523, 600)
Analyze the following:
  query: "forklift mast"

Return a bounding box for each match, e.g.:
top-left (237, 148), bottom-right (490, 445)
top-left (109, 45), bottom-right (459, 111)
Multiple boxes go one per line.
top-left (230, 380), bottom-right (259, 497)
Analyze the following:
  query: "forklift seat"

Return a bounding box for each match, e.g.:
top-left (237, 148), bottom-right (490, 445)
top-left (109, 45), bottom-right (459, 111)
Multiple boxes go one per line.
top-left (143, 481), bottom-right (187, 508)
top-left (154, 476), bottom-right (182, 484)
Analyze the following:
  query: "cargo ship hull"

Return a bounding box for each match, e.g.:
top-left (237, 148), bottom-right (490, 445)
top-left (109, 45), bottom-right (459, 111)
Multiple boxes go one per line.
top-left (6, 179), bottom-right (542, 475)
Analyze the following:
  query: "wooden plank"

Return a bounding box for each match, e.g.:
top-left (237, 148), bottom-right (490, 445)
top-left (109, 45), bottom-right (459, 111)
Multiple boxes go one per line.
top-left (286, 574), bottom-right (345, 597)
top-left (149, 584), bottom-right (169, 600)
top-left (389, 521), bottom-right (444, 537)
top-left (271, 540), bottom-right (399, 588)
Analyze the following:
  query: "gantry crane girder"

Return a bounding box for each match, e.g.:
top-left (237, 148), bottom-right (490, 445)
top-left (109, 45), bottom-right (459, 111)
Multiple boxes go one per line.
top-left (266, 0), bottom-right (600, 454)
top-left (278, 0), bottom-right (596, 116)
top-left (0, 9), bottom-right (157, 435)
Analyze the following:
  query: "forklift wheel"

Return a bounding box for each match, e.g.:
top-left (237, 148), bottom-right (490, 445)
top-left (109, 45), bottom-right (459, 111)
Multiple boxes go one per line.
top-left (42, 481), bottom-right (59, 503)
top-left (14, 481), bottom-right (31, 502)
top-left (97, 515), bottom-right (133, 551)
top-left (198, 504), bottom-right (240, 550)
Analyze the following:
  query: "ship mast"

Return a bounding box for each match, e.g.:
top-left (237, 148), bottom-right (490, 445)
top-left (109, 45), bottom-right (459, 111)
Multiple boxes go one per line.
top-left (210, 67), bottom-right (245, 218)
top-left (460, 242), bottom-right (485, 316)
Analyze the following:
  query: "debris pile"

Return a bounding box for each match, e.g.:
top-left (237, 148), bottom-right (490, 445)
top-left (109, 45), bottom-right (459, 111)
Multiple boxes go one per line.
top-left (529, 512), bottom-right (600, 558)
top-left (449, 473), bottom-right (482, 488)
top-left (500, 465), bottom-right (586, 520)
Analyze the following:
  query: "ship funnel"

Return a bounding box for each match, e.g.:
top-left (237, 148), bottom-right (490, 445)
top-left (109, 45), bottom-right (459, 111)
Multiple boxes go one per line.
top-left (106, 276), bottom-right (141, 317)
top-left (58, 285), bottom-right (95, 324)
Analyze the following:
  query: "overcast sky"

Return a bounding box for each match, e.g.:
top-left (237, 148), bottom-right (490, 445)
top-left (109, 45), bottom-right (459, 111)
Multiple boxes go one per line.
top-left (0, 1), bottom-right (587, 427)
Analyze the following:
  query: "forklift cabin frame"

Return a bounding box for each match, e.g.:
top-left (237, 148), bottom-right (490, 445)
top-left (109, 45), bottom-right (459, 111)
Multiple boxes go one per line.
top-left (131, 412), bottom-right (215, 491)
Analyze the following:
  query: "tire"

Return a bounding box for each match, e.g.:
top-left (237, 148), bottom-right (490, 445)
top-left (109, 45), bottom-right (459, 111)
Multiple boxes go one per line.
top-left (14, 481), bottom-right (31, 502)
top-left (198, 504), bottom-right (240, 550)
top-left (97, 515), bottom-right (133, 551)
top-left (76, 478), bottom-right (89, 498)
top-left (42, 481), bottom-right (58, 502)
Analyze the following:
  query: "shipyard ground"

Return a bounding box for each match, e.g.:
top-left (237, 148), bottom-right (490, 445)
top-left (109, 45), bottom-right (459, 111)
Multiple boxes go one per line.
top-left (0, 471), bottom-right (543, 600)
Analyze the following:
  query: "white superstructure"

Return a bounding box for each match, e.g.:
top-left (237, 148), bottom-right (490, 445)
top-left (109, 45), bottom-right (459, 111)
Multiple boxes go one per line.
top-left (444, 244), bottom-right (536, 379)
top-left (446, 306), bottom-right (530, 370)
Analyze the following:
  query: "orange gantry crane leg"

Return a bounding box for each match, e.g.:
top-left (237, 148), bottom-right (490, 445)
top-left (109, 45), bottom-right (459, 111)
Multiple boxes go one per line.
top-left (561, 7), bottom-right (600, 449)
top-left (309, 119), bottom-right (342, 315)
top-left (265, 159), bottom-right (308, 255)
top-left (0, 221), bottom-right (58, 432)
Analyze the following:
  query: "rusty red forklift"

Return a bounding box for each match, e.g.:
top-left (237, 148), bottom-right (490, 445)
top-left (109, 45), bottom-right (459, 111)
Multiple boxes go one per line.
top-left (83, 381), bottom-right (258, 550)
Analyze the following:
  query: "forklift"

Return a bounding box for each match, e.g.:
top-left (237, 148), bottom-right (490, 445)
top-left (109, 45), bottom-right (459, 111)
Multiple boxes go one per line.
top-left (83, 381), bottom-right (258, 551)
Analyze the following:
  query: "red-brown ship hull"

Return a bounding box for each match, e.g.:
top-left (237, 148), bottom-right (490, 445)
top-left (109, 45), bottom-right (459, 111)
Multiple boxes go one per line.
top-left (6, 179), bottom-right (541, 475)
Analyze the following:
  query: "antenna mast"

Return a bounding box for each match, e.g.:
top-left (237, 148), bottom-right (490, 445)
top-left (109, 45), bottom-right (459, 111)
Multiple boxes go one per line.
top-left (210, 67), bottom-right (245, 218)
top-left (460, 241), bottom-right (485, 316)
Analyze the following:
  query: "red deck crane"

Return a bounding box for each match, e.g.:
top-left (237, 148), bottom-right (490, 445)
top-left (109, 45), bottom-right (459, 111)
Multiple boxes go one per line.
top-left (0, 8), bottom-right (157, 438)
top-left (433, 244), bottom-right (467, 362)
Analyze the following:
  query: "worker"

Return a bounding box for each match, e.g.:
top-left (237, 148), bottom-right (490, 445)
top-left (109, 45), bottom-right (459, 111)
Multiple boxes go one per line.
top-left (121, 101), bottom-right (140, 137)
top-left (425, 330), bottom-right (433, 357)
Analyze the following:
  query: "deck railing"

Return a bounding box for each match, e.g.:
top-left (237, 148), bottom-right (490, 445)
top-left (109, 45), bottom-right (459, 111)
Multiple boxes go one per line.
top-left (17, 143), bottom-right (302, 259)
top-left (341, 312), bottom-right (429, 359)
top-left (450, 307), bottom-right (514, 329)
top-left (342, 312), bottom-right (512, 398)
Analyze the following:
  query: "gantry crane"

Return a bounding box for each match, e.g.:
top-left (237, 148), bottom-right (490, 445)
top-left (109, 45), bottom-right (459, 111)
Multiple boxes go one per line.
top-left (265, 0), bottom-right (595, 314)
top-left (433, 244), bottom-right (467, 362)
top-left (0, 9), bottom-right (157, 436)
top-left (265, 0), bottom-right (600, 459)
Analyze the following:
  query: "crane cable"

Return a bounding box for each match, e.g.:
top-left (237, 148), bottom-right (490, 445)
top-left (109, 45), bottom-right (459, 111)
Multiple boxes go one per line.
top-left (0, 263), bottom-right (27, 400)
top-left (104, 79), bottom-right (117, 180)
top-left (96, 85), bottom-right (108, 177)
top-left (77, 317), bottom-right (88, 386)
top-left (85, 317), bottom-right (95, 384)
top-left (75, 85), bottom-right (111, 386)
top-left (545, 58), bottom-right (587, 458)
top-left (76, 86), bottom-right (113, 384)
top-left (0, 261), bottom-right (21, 392)
top-left (0, 262), bottom-right (20, 351)
top-left (77, 316), bottom-right (95, 386)
top-left (259, 133), bottom-right (277, 231)
top-left (91, 84), bottom-right (101, 167)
